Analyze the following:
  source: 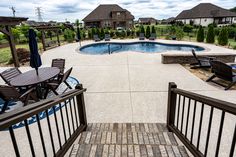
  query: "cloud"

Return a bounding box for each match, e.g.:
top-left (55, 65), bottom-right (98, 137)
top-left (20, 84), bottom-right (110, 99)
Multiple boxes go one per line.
top-left (0, 0), bottom-right (235, 22)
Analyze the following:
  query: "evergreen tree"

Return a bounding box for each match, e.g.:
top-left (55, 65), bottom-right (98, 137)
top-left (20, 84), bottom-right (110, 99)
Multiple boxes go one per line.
top-left (91, 28), bottom-right (96, 37)
top-left (140, 25), bottom-right (145, 34)
top-left (197, 26), bottom-right (204, 42)
top-left (100, 28), bottom-right (105, 39)
top-left (206, 25), bottom-right (215, 43)
top-left (218, 27), bottom-right (228, 46)
top-left (151, 25), bottom-right (156, 34)
top-left (146, 26), bottom-right (151, 38)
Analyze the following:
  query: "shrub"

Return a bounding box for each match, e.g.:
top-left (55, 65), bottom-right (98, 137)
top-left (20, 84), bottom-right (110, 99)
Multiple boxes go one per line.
top-left (96, 28), bottom-right (100, 37)
top-left (140, 25), bottom-right (145, 34)
top-left (145, 26), bottom-right (151, 38)
top-left (151, 25), bottom-right (156, 34)
top-left (183, 24), bottom-right (193, 33)
top-left (63, 28), bottom-right (75, 42)
top-left (176, 27), bottom-right (184, 40)
top-left (218, 27), bottom-right (228, 46)
top-left (206, 25), bottom-right (215, 43)
top-left (227, 27), bottom-right (236, 39)
top-left (91, 28), bottom-right (96, 37)
top-left (20, 25), bottom-right (30, 41)
top-left (197, 26), bottom-right (204, 42)
top-left (88, 29), bottom-right (92, 39)
top-left (110, 30), bottom-right (115, 38)
top-left (233, 45), bottom-right (236, 50)
top-left (8, 48), bottom-right (30, 64)
top-left (12, 28), bottom-right (21, 43)
top-left (126, 29), bottom-right (131, 37)
top-left (120, 30), bottom-right (126, 38)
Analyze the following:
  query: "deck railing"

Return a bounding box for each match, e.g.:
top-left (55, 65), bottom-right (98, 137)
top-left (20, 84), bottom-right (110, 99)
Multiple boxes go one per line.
top-left (0, 84), bottom-right (87, 157)
top-left (167, 82), bottom-right (236, 157)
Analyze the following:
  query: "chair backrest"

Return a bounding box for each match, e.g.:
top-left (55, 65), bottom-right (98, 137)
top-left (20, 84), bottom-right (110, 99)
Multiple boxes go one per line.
top-left (0, 68), bottom-right (22, 85)
top-left (52, 58), bottom-right (65, 73)
top-left (139, 33), bottom-right (144, 37)
top-left (210, 60), bottom-right (233, 81)
top-left (0, 85), bottom-right (20, 101)
top-left (105, 34), bottom-right (110, 38)
top-left (62, 67), bottom-right (73, 82)
top-left (93, 34), bottom-right (99, 39)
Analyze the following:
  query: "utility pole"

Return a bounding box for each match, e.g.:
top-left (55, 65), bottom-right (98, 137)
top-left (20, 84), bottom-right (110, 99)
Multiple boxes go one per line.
top-left (36, 7), bottom-right (43, 22)
top-left (10, 6), bottom-right (16, 17)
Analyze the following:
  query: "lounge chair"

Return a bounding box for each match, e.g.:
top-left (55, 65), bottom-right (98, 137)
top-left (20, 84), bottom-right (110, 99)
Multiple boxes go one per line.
top-left (149, 33), bottom-right (156, 40)
top-left (206, 60), bottom-right (236, 90)
top-left (105, 34), bottom-right (110, 41)
top-left (0, 85), bottom-right (37, 113)
top-left (0, 68), bottom-right (22, 85)
top-left (93, 34), bottom-right (100, 42)
top-left (139, 33), bottom-right (145, 40)
top-left (190, 49), bottom-right (214, 69)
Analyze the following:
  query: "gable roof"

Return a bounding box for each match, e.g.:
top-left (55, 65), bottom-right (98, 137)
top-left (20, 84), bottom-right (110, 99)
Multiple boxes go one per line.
top-left (83, 4), bottom-right (134, 21)
top-left (176, 3), bottom-right (236, 19)
top-left (138, 17), bottom-right (157, 23)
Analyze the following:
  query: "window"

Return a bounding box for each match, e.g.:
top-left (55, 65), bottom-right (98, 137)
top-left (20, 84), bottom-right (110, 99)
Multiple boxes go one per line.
top-left (117, 12), bottom-right (120, 16)
top-left (205, 19), bottom-right (207, 22)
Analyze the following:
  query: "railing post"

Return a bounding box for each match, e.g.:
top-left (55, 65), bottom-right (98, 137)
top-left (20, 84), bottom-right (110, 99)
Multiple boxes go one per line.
top-left (167, 82), bottom-right (177, 131)
top-left (75, 84), bottom-right (87, 129)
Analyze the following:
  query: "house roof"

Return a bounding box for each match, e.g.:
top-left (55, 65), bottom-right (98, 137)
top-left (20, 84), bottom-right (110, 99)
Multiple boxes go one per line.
top-left (138, 17), bottom-right (157, 23)
top-left (83, 4), bottom-right (134, 21)
top-left (176, 3), bottom-right (236, 19)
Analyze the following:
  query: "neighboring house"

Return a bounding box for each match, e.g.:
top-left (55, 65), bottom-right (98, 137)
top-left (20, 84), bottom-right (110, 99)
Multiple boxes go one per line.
top-left (138, 17), bottom-right (157, 25)
top-left (161, 17), bottom-right (175, 24)
top-left (176, 3), bottom-right (236, 26)
top-left (83, 4), bottom-right (134, 29)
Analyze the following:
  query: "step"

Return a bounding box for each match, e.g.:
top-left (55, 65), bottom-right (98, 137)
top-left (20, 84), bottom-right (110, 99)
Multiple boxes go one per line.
top-left (78, 131), bottom-right (178, 145)
top-left (86, 123), bottom-right (168, 133)
top-left (70, 144), bottom-right (189, 157)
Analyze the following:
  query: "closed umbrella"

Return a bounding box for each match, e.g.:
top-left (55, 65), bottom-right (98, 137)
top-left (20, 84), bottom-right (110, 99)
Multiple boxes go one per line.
top-left (77, 27), bottom-right (81, 47)
top-left (29, 29), bottom-right (42, 75)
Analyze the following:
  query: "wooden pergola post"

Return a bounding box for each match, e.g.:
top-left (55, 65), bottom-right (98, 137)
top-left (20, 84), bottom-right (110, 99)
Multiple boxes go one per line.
top-left (0, 16), bottom-right (28, 67)
top-left (56, 30), bottom-right (60, 46)
top-left (41, 31), bottom-right (46, 51)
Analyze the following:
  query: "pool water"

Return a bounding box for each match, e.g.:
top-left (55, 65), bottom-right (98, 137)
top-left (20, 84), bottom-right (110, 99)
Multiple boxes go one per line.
top-left (80, 42), bottom-right (205, 55)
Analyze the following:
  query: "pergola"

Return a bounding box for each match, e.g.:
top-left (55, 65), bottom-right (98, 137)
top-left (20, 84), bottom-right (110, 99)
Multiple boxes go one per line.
top-left (0, 16), bottom-right (28, 67)
top-left (35, 26), bottom-right (61, 51)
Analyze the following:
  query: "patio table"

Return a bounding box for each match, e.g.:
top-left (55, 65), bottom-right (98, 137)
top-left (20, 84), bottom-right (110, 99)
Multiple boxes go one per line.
top-left (10, 67), bottom-right (60, 87)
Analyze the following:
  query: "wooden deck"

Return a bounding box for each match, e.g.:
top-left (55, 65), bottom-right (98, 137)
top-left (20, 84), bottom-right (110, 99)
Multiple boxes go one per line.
top-left (69, 123), bottom-right (189, 157)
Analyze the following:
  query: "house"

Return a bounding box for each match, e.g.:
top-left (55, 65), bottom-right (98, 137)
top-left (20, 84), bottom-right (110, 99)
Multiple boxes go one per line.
top-left (138, 17), bottom-right (157, 25)
top-left (83, 4), bottom-right (134, 29)
top-left (176, 3), bottom-right (236, 26)
top-left (161, 17), bottom-right (175, 24)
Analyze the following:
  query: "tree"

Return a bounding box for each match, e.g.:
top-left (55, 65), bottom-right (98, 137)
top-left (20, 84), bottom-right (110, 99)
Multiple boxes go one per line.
top-left (183, 24), bottom-right (193, 34)
top-left (91, 28), bottom-right (96, 37)
top-left (176, 27), bottom-right (184, 40)
top-left (218, 27), bottom-right (228, 46)
top-left (12, 27), bottom-right (21, 43)
top-left (140, 25), bottom-right (145, 34)
top-left (197, 26), bottom-right (204, 42)
top-left (100, 28), bottom-right (105, 39)
top-left (145, 25), bottom-right (151, 38)
top-left (206, 25), bottom-right (215, 43)
top-left (151, 25), bottom-right (156, 34)
top-left (230, 7), bottom-right (236, 13)
top-left (64, 28), bottom-right (75, 43)
top-left (20, 24), bottom-right (30, 41)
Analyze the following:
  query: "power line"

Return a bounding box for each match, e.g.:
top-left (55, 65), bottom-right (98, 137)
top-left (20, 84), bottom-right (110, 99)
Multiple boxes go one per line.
top-left (36, 7), bottom-right (43, 22)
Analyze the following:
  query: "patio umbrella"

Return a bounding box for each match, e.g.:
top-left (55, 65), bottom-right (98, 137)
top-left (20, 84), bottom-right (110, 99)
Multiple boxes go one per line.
top-left (29, 28), bottom-right (42, 75)
top-left (77, 26), bottom-right (81, 47)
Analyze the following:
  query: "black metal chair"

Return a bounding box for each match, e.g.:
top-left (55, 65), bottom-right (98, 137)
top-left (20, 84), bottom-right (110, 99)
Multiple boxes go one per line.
top-left (206, 60), bottom-right (236, 90)
top-left (93, 34), bottom-right (100, 42)
top-left (51, 58), bottom-right (65, 74)
top-left (45, 67), bottom-right (73, 97)
top-left (149, 33), bottom-right (156, 40)
top-left (0, 85), bottom-right (37, 113)
top-left (0, 68), bottom-right (22, 85)
top-left (105, 34), bottom-right (110, 41)
top-left (190, 49), bottom-right (214, 69)
top-left (139, 33), bottom-right (145, 40)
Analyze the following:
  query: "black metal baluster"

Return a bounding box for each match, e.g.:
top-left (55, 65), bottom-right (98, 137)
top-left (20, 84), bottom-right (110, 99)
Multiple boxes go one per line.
top-left (190, 100), bottom-right (197, 144)
top-left (181, 96), bottom-right (186, 133)
top-left (176, 94), bottom-right (181, 129)
top-left (197, 103), bottom-right (204, 150)
top-left (9, 126), bottom-right (20, 157)
top-left (215, 111), bottom-right (225, 157)
top-left (204, 106), bottom-right (214, 156)
top-left (59, 103), bottom-right (67, 142)
top-left (24, 119), bottom-right (35, 157)
top-left (64, 101), bottom-right (72, 137)
top-left (36, 114), bottom-right (47, 157)
top-left (72, 97), bottom-right (79, 128)
top-left (185, 98), bottom-right (191, 137)
top-left (45, 109), bottom-right (56, 155)
top-left (229, 124), bottom-right (236, 157)
top-left (68, 98), bottom-right (75, 132)
top-left (52, 106), bottom-right (62, 149)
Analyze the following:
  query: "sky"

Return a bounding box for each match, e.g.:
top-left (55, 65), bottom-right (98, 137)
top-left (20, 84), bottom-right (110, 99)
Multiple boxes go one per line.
top-left (0, 0), bottom-right (235, 22)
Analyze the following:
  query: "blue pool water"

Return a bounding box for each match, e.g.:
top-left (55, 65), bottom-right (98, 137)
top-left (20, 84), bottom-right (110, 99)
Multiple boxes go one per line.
top-left (79, 42), bottom-right (205, 55)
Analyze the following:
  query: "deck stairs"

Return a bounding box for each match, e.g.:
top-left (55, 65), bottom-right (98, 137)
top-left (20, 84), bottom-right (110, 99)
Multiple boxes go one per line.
top-left (69, 123), bottom-right (189, 157)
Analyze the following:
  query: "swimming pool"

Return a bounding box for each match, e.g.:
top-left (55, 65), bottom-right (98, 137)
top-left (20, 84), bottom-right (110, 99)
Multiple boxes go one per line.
top-left (79, 41), bottom-right (205, 55)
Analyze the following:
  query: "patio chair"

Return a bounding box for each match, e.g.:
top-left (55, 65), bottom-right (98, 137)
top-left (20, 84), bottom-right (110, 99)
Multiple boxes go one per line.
top-left (44, 67), bottom-right (73, 97)
top-left (0, 85), bottom-right (37, 113)
top-left (51, 58), bottom-right (65, 74)
top-left (93, 34), bottom-right (100, 42)
top-left (0, 68), bottom-right (22, 85)
top-left (206, 60), bottom-right (236, 90)
top-left (139, 33), bottom-right (145, 40)
top-left (149, 33), bottom-right (156, 40)
top-left (190, 49), bottom-right (214, 69)
top-left (105, 34), bottom-right (110, 41)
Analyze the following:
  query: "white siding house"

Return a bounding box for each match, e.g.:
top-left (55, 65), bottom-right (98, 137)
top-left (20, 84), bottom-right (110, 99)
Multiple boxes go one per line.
top-left (176, 3), bottom-right (236, 26)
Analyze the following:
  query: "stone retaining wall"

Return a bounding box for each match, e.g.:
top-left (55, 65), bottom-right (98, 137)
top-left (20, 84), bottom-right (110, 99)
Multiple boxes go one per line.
top-left (162, 53), bottom-right (236, 64)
